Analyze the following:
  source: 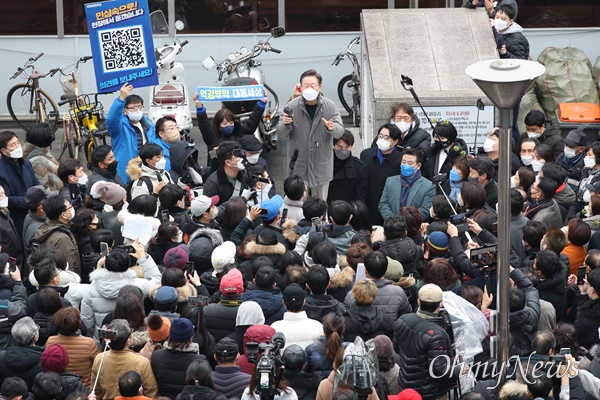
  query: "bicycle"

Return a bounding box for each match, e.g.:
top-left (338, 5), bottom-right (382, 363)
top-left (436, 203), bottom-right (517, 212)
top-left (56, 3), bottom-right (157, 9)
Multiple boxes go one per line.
top-left (7, 53), bottom-right (60, 133)
top-left (55, 56), bottom-right (109, 163)
top-left (333, 36), bottom-right (361, 128)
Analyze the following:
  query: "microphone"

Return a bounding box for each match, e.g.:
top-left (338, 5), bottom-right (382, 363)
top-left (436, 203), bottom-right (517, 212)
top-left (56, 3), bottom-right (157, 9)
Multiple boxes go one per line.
top-left (272, 332), bottom-right (286, 352)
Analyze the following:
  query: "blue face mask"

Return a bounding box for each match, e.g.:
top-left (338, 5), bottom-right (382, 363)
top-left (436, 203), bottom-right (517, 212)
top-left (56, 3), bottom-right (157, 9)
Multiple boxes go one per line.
top-left (401, 164), bottom-right (415, 177)
top-left (449, 169), bottom-right (461, 182)
top-left (220, 125), bottom-right (235, 136)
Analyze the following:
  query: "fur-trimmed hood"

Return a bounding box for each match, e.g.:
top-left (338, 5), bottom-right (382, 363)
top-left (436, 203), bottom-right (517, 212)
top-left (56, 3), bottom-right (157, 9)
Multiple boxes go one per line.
top-left (126, 157), bottom-right (144, 181)
top-left (281, 220), bottom-right (301, 244)
top-left (329, 266), bottom-right (355, 290)
top-left (590, 344), bottom-right (600, 360)
top-left (189, 227), bottom-right (223, 246)
top-left (244, 241), bottom-right (286, 256)
top-left (148, 283), bottom-right (198, 303)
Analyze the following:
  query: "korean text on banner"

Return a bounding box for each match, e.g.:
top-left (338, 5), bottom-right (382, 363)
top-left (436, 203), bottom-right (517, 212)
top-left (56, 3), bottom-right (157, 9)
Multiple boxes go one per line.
top-left (84, 0), bottom-right (158, 93)
top-left (196, 85), bottom-right (265, 102)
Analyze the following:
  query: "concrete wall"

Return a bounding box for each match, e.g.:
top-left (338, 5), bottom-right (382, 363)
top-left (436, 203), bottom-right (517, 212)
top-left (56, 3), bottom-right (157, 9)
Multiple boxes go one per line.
top-left (1, 26), bottom-right (599, 121)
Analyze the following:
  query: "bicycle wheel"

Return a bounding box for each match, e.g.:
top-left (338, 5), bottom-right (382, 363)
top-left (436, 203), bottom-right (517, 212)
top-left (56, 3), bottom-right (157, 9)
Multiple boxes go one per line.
top-left (61, 119), bottom-right (75, 160)
top-left (337, 74), bottom-right (354, 116)
top-left (7, 83), bottom-right (59, 133)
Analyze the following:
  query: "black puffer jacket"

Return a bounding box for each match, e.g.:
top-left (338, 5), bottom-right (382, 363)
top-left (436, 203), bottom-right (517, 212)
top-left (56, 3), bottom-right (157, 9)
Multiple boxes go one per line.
top-left (344, 279), bottom-right (412, 327)
top-left (377, 237), bottom-right (420, 277)
top-left (518, 123), bottom-right (564, 161)
top-left (508, 269), bottom-right (540, 356)
top-left (494, 23), bottom-right (529, 60)
top-left (393, 313), bottom-right (459, 398)
top-left (423, 138), bottom-right (468, 183)
top-left (188, 228), bottom-right (224, 274)
top-left (283, 370), bottom-right (322, 400)
top-left (33, 312), bottom-right (57, 346)
top-left (535, 260), bottom-right (568, 322)
top-left (303, 294), bottom-right (346, 322)
top-left (344, 305), bottom-right (393, 342)
top-left (151, 343), bottom-right (206, 400)
top-left (203, 296), bottom-right (242, 342)
top-left (575, 296), bottom-right (600, 349)
top-left (0, 210), bottom-right (23, 266)
top-left (0, 345), bottom-right (44, 389)
top-left (175, 384), bottom-right (228, 400)
top-left (57, 373), bottom-right (88, 400)
top-left (397, 119), bottom-right (432, 156)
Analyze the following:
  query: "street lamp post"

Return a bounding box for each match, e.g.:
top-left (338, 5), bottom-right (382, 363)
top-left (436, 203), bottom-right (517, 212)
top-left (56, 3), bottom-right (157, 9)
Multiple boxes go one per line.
top-left (465, 59), bottom-right (545, 388)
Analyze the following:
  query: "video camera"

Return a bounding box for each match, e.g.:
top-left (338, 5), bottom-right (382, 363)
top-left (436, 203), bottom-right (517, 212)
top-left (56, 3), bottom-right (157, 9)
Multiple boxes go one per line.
top-left (247, 332), bottom-right (286, 400)
top-left (470, 244), bottom-right (498, 270)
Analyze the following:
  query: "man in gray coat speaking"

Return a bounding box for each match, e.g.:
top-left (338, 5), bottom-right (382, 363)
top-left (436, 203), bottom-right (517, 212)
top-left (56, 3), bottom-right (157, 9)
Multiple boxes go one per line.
top-left (277, 69), bottom-right (344, 201)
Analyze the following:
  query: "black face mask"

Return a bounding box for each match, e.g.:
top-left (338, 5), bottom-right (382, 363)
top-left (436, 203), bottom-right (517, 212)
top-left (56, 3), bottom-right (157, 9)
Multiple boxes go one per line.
top-left (433, 140), bottom-right (449, 151)
top-left (107, 161), bottom-right (118, 173)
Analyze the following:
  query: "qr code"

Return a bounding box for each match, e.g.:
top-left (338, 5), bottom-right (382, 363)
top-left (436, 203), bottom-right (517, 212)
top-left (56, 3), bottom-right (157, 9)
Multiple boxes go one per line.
top-left (99, 25), bottom-right (147, 72)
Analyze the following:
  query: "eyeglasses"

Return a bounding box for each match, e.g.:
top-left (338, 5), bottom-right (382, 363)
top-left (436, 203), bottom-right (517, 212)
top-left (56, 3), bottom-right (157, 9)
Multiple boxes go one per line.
top-left (163, 125), bottom-right (179, 131)
top-left (65, 206), bottom-right (73, 212)
top-left (377, 134), bottom-right (391, 141)
top-left (126, 105), bottom-right (144, 111)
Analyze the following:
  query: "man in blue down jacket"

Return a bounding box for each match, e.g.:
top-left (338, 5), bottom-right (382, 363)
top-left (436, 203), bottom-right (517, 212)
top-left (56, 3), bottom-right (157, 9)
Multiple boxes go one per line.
top-left (106, 83), bottom-right (157, 183)
top-left (212, 338), bottom-right (251, 399)
top-left (277, 69), bottom-right (344, 201)
top-left (394, 284), bottom-right (461, 400)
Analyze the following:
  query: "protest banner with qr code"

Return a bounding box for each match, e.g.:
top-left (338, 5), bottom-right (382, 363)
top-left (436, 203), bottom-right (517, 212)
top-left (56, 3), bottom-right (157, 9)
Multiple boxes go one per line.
top-left (84, 0), bottom-right (158, 93)
top-left (196, 85), bottom-right (266, 102)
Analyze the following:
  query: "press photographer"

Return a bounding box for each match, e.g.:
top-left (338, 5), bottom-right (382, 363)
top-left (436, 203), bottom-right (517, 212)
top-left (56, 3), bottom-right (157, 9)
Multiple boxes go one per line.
top-left (241, 332), bottom-right (298, 400)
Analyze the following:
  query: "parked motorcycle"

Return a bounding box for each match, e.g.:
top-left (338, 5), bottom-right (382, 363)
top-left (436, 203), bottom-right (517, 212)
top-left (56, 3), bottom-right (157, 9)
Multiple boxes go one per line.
top-left (202, 26), bottom-right (286, 150)
top-left (148, 10), bottom-right (193, 139)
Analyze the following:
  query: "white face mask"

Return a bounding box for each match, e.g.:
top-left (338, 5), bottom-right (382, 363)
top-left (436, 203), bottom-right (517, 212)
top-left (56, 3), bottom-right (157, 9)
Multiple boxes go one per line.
top-left (78, 174), bottom-right (89, 186)
top-left (527, 131), bottom-right (541, 139)
top-left (246, 154), bottom-right (260, 164)
top-left (396, 121), bottom-right (412, 133)
top-left (521, 155), bottom-right (533, 166)
top-left (483, 138), bottom-right (496, 153)
top-left (531, 159), bottom-right (544, 172)
top-left (457, 194), bottom-right (464, 207)
top-left (564, 147), bottom-right (577, 159)
top-left (584, 156), bottom-right (596, 169)
top-left (0, 197), bottom-right (7, 208)
top-left (176, 232), bottom-right (183, 243)
top-left (377, 138), bottom-right (391, 152)
top-left (9, 146), bottom-right (23, 159)
top-left (584, 190), bottom-right (591, 203)
top-left (154, 157), bottom-right (166, 170)
top-left (210, 207), bottom-right (219, 219)
top-left (65, 208), bottom-right (75, 221)
top-left (510, 176), bottom-right (517, 189)
top-left (127, 111), bottom-right (144, 122)
top-left (236, 160), bottom-right (246, 171)
top-left (494, 18), bottom-right (508, 31)
top-left (302, 88), bottom-right (319, 102)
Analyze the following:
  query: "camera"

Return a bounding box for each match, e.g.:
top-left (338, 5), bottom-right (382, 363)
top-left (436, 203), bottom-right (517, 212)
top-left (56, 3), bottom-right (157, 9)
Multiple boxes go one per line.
top-left (470, 244), bottom-right (498, 269)
top-left (450, 213), bottom-right (466, 225)
top-left (188, 296), bottom-right (211, 307)
top-left (98, 328), bottom-right (117, 341)
top-left (247, 333), bottom-right (286, 399)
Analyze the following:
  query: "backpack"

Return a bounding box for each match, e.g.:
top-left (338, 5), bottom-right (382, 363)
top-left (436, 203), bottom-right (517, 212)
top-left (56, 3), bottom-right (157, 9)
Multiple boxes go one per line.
top-left (126, 176), bottom-right (154, 203)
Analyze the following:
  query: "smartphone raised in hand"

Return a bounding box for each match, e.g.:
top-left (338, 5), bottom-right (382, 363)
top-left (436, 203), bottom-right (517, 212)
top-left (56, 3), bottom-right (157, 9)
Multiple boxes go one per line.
top-left (100, 242), bottom-right (109, 257)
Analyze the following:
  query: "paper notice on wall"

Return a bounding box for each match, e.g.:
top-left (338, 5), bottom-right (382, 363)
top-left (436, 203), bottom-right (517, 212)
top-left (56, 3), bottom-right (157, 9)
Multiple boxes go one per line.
top-left (415, 106), bottom-right (495, 151)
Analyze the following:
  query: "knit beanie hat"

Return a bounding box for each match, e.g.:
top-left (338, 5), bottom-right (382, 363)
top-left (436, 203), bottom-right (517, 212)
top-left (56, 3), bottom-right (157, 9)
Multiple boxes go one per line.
top-left (90, 181), bottom-right (127, 206)
top-left (41, 344), bottom-right (69, 373)
top-left (425, 231), bottom-right (449, 257)
top-left (147, 314), bottom-right (171, 342)
top-left (164, 245), bottom-right (189, 270)
top-left (374, 335), bottom-right (394, 365)
top-left (169, 318), bottom-right (195, 343)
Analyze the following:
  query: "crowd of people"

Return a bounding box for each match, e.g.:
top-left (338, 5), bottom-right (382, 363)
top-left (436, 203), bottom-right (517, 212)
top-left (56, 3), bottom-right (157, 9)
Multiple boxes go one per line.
top-left (0, 10), bottom-right (599, 399)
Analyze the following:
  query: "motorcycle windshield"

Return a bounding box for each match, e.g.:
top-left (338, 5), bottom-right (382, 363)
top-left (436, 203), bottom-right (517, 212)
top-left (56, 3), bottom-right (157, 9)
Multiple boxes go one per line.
top-left (150, 10), bottom-right (172, 46)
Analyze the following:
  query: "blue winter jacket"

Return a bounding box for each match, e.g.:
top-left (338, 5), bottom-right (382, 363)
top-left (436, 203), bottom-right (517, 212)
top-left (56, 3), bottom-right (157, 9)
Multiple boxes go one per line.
top-left (105, 97), bottom-right (157, 182)
top-left (156, 139), bottom-right (172, 172)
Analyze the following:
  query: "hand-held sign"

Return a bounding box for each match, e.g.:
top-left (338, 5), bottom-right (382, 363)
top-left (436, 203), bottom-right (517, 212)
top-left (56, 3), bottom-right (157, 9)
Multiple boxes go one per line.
top-left (321, 118), bottom-right (334, 131)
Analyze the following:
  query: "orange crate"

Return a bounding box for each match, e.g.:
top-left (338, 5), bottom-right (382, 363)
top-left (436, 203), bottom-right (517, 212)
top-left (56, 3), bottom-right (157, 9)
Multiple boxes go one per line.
top-left (557, 103), bottom-right (600, 123)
